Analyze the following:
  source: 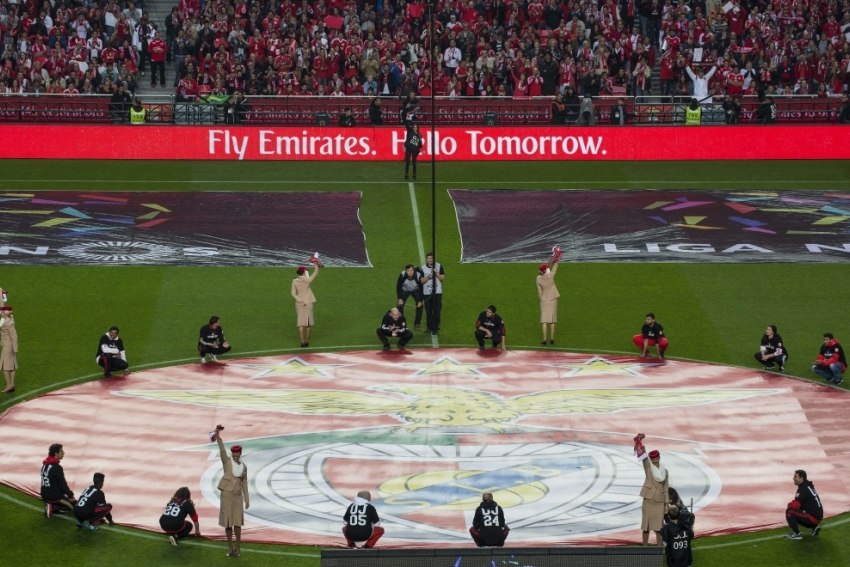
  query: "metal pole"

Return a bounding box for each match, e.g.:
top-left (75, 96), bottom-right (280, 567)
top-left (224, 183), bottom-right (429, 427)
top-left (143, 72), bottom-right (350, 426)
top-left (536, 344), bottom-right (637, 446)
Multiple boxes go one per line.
top-left (429, 0), bottom-right (437, 257)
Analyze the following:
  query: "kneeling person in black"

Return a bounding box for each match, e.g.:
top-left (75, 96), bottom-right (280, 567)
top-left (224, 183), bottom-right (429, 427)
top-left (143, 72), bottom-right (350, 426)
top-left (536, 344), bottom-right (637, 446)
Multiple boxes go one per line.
top-left (198, 315), bottom-right (231, 363)
top-left (377, 307), bottom-right (413, 350)
top-left (96, 326), bottom-right (129, 378)
top-left (343, 490), bottom-right (384, 548)
top-left (74, 472), bottom-right (114, 530)
top-left (754, 324), bottom-right (788, 371)
top-left (160, 486), bottom-right (202, 546)
top-left (785, 469), bottom-right (823, 540)
top-left (475, 305), bottom-right (506, 352)
top-left (469, 492), bottom-right (510, 547)
top-left (41, 443), bottom-right (76, 517)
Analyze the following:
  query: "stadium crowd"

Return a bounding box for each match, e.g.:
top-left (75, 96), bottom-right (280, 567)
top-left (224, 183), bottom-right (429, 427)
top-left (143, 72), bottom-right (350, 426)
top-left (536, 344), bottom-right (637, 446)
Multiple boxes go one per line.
top-left (1, 0), bottom-right (850, 103)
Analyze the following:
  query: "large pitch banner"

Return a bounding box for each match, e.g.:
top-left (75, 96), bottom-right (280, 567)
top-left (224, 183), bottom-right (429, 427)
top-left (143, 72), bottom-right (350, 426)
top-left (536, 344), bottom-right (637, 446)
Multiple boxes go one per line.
top-left (3, 350), bottom-right (850, 547)
top-left (0, 191), bottom-right (370, 266)
top-left (1, 125), bottom-right (848, 161)
top-left (451, 190), bottom-right (850, 263)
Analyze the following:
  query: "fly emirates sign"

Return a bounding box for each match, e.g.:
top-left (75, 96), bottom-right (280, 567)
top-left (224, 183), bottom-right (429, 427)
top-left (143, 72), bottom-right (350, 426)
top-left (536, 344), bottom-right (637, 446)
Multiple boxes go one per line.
top-left (5, 125), bottom-right (850, 161)
top-left (207, 128), bottom-right (606, 160)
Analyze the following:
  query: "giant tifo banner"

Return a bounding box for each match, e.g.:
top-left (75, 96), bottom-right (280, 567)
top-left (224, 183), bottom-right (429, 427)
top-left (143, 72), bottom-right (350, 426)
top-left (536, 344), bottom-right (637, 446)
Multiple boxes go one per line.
top-left (3, 350), bottom-right (850, 547)
top-left (451, 190), bottom-right (850, 263)
top-left (1, 125), bottom-right (848, 161)
top-left (0, 191), bottom-right (370, 266)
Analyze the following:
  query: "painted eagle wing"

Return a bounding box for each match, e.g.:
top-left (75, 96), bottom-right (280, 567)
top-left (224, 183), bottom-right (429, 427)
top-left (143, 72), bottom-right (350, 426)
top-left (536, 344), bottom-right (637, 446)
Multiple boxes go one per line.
top-left (117, 389), bottom-right (409, 415)
top-left (510, 388), bottom-right (777, 415)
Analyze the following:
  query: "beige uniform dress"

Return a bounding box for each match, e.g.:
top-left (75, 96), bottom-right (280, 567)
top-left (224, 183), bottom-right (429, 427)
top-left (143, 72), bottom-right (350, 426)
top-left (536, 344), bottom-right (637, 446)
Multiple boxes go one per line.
top-left (291, 269), bottom-right (319, 326)
top-left (536, 263), bottom-right (560, 323)
top-left (217, 437), bottom-right (249, 528)
top-left (639, 456), bottom-right (669, 532)
top-left (0, 316), bottom-right (18, 371)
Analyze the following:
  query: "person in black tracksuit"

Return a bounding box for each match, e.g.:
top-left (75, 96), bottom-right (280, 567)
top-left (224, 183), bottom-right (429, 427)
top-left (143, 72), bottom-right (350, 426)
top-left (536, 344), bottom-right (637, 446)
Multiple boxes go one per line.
top-left (377, 307), bottom-right (413, 350)
top-left (754, 324), bottom-right (788, 371)
top-left (41, 443), bottom-right (76, 516)
top-left (198, 315), bottom-right (231, 363)
top-left (785, 469), bottom-right (823, 539)
top-left (396, 264), bottom-right (423, 330)
top-left (475, 305), bottom-right (506, 352)
top-left (96, 326), bottom-right (129, 378)
top-left (469, 492), bottom-right (510, 547)
top-left (403, 122), bottom-right (422, 181)
top-left (159, 486), bottom-right (202, 545)
top-left (660, 505), bottom-right (694, 566)
top-left (74, 472), bottom-right (114, 530)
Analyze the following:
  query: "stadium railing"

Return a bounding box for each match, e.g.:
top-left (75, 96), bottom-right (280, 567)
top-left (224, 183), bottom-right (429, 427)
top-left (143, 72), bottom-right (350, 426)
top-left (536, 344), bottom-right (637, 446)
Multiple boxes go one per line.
top-left (0, 94), bottom-right (842, 126)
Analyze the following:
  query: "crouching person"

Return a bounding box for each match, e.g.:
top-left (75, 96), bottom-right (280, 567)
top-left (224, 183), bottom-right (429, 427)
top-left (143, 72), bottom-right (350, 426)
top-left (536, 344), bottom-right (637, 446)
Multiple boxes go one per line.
top-left (74, 472), bottom-right (114, 530)
top-left (343, 490), bottom-right (385, 548)
top-left (469, 492), bottom-right (510, 547)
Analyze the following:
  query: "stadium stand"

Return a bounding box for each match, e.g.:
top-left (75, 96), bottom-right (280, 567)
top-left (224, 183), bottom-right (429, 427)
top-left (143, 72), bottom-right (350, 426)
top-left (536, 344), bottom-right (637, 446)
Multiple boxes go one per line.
top-left (0, 0), bottom-right (847, 123)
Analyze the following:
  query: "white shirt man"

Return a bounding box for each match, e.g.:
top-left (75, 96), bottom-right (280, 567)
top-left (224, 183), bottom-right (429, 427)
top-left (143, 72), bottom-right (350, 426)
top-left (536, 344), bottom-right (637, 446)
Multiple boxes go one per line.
top-left (443, 40), bottom-right (462, 75)
top-left (685, 65), bottom-right (717, 102)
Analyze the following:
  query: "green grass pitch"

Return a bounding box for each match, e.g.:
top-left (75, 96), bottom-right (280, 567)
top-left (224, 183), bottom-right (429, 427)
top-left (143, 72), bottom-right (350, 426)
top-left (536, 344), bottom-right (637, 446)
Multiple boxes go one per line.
top-left (1, 159), bottom-right (849, 566)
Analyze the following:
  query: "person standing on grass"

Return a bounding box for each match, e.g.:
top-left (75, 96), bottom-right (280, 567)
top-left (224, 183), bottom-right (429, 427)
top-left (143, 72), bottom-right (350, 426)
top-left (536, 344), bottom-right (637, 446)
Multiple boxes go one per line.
top-left (634, 313), bottom-right (669, 358)
top-left (811, 332), bottom-right (846, 385)
top-left (160, 486), bottom-right (202, 546)
top-left (96, 326), bottom-right (129, 378)
top-left (403, 122), bottom-right (422, 181)
top-left (755, 324), bottom-right (788, 371)
top-left (1, 305), bottom-right (18, 392)
top-left (291, 258), bottom-right (321, 347)
top-left (396, 264), bottom-right (424, 331)
top-left (73, 472), bottom-right (114, 531)
top-left (420, 252), bottom-right (445, 336)
top-left (784, 469), bottom-right (823, 540)
top-left (198, 316), bottom-right (231, 363)
top-left (213, 427), bottom-right (249, 557)
top-left (537, 246), bottom-right (561, 345)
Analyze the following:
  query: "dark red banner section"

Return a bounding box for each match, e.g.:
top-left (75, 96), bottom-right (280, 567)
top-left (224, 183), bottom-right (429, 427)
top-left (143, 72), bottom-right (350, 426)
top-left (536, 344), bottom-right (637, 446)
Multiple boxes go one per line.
top-left (2, 124), bottom-right (848, 161)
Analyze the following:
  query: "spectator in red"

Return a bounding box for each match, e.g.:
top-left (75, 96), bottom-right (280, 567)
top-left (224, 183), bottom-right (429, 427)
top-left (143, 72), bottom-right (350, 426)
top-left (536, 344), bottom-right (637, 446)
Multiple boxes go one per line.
top-left (632, 53), bottom-right (651, 96)
top-left (176, 68), bottom-right (199, 101)
top-left (148, 29), bottom-right (168, 88)
top-left (725, 62), bottom-right (744, 96)
top-left (527, 67), bottom-right (544, 96)
top-left (659, 47), bottom-right (674, 94)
